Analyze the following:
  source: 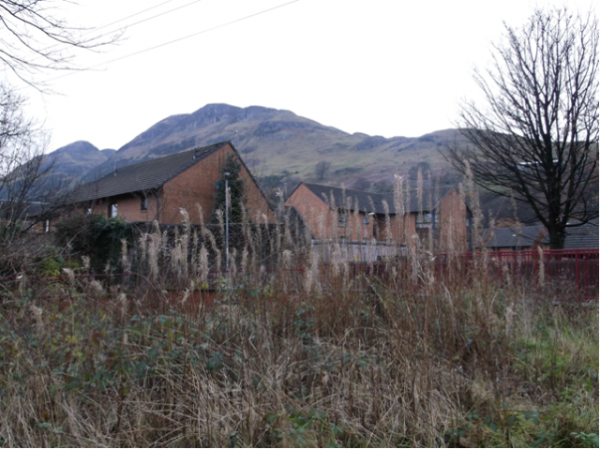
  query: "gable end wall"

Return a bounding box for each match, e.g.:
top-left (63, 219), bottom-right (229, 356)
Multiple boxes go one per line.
top-left (161, 143), bottom-right (276, 224)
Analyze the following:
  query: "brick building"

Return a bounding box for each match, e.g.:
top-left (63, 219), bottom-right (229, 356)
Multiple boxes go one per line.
top-left (284, 182), bottom-right (471, 252)
top-left (72, 142), bottom-right (276, 224)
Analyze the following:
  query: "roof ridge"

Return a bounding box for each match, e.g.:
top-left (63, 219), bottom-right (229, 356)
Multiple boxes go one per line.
top-left (302, 182), bottom-right (389, 197)
top-left (95, 142), bottom-right (227, 181)
top-left (73, 141), bottom-right (229, 203)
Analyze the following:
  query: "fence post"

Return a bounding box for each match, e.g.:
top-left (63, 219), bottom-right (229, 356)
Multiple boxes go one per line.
top-left (575, 250), bottom-right (580, 300)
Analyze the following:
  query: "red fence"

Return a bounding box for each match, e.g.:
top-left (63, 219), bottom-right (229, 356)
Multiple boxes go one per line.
top-left (1, 250), bottom-right (597, 301)
top-left (336, 249), bottom-right (597, 301)
top-left (435, 249), bottom-right (599, 301)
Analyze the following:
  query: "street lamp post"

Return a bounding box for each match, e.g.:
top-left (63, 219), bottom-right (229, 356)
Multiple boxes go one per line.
top-left (224, 171), bottom-right (230, 272)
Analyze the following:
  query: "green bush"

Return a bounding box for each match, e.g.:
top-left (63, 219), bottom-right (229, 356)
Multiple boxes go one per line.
top-left (54, 214), bottom-right (133, 272)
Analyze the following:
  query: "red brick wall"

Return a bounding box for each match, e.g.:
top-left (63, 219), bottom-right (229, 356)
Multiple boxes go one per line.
top-left (160, 143), bottom-right (276, 224)
top-left (437, 188), bottom-right (468, 252)
top-left (390, 213), bottom-right (416, 245)
top-left (285, 184), bottom-right (335, 240)
top-left (91, 192), bottom-right (160, 222)
top-left (285, 183), bottom-right (427, 244)
top-left (285, 184), bottom-right (383, 241)
top-left (86, 143), bottom-right (275, 225)
top-left (339, 210), bottom-right (374, 240)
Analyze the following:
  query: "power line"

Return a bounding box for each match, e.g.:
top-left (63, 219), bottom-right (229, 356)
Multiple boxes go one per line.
top-left (85, 0), bottom-right (206, 40)
top-left (92, 0), bottom-right (181, 34)
top-left (91, 0), bottom-right (300, 66)
top-left (39, 0), bottom-right (299, 85)
top-left (23, 0), bottom-right (205, 61)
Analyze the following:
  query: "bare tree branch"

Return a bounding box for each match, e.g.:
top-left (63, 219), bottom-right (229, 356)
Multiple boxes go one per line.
top-left (0, 0), bottom-right (120, 88)
top-left (446, 7), bottom-right (599, 249)
top-left (0, 84), bottom-right (70, 243)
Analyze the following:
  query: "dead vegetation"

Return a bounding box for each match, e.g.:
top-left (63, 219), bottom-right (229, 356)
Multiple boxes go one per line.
top-left (0, 179), bottom-right (598, 448)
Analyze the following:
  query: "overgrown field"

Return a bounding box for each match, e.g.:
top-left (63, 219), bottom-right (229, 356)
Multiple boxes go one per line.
top-left (0, 264), bottom-right (597, 447)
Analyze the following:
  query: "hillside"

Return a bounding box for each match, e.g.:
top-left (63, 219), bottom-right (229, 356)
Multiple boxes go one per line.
top-left (44, 104), bottom-right (466, 191)
top-left (47, 141), bottom-right (115, 186)
top-left (44, 104), bottom-right (561, 223)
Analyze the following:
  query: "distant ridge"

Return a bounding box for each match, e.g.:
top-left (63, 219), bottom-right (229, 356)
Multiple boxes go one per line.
top-left (47, 103), bottom-right (470, 191)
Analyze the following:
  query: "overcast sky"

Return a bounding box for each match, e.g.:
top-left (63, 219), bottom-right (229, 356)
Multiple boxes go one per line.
top-left (15, 0), bottom-right (598, 152)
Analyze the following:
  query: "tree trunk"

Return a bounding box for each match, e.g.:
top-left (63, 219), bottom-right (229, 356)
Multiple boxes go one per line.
top-left (547, 227), bottom-right (566, 250)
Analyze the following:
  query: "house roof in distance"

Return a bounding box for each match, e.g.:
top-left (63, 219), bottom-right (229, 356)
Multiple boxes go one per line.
top-left (73, 142), bottom-right (228, 202)
top-left (484, 225), bottom-right (549, 249)
top-left (299, 182), bottom-right (394, 215)
top-left (293, 182), bottom-right (454, 215)
top-left (564, 220), bottom-right (599, 249)
top-left (483, 221), bottom-right (598, 250)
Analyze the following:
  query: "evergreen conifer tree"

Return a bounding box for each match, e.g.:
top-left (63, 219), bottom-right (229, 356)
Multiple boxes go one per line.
top-left (211, 154), bottom-right (246, 223)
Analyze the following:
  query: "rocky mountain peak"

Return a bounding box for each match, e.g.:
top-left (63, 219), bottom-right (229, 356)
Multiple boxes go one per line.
top-left (48, 103), bottom-right (467, 190)
top-left (53, 141), bottom-right (99, 156)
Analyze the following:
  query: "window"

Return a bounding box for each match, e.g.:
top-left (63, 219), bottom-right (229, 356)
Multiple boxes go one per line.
top-left (338, 210), bottom-right (347, 227)
top-left (109, 203), bottom-right (118, 218)
top-left (416, 212), bottom-right (433, 240)
top-left (141, 196), bottom-right (148, 211)
top-left (416, 213), bottom-right (433, 226)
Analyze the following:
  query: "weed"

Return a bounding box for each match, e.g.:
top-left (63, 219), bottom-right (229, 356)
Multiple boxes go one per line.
top-left (0, 208), bottom-right (597, 447)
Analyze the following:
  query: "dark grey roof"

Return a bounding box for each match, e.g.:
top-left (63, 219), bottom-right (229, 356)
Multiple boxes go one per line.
top-left (296, 182), bottom-right (453, 215)
top-left (406, 187), bottom-right (452, 213)
top-left (484, 225), bottom-right (548, 249)
top-left (73, 142), bottom-right (227, 202)
top-left (564, 220), bottom-right (599, 249)
top-left (300, 183), bottom-right (394, 214)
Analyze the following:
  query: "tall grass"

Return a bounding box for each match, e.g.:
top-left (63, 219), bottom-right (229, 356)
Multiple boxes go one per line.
top-left (0, 203), bottom-right (598, 447)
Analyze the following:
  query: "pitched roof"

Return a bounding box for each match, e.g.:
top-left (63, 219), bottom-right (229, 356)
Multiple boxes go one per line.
top-left (484, 225), bottom-right (548, 249)
top-left (73, 142), bottom-right (227, 202)
top-left (406, 187), bottom-right (454, 213)
top-left (299, 183), bottom-right (394, 214)
top-left (564, 220), bottom-right (599, 249)
top-left (295, 182), bottom-right (454, 215)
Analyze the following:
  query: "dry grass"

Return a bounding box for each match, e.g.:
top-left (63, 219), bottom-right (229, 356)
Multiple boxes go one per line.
top-left (0, 252), bottom-right (597, 447)
top-left (0, 195), bottom-right (598, 447)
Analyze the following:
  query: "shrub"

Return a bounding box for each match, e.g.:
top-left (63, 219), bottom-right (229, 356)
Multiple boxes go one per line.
top-left (54, 213), bottom-right (133, 272)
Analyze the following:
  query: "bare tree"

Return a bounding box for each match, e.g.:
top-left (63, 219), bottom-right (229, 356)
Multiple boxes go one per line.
top-left (0, 2), bottom-right (119, 272)
top-left (0, 1), bottom-right (118, 221)
top-left (0, 85), bottom-right (63, 239)
top-left (315, 161), bottom-right (331, 181)
top-left (446, 8), bottom-right (599, 249)
top-left (0, 0), bottom-right (119, 87)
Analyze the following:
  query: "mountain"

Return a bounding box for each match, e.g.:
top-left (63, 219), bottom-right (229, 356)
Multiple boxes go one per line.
top-left (51, 104), bottom-right (469, 192)
top-left (46, 141), bottom-right (115, 186)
